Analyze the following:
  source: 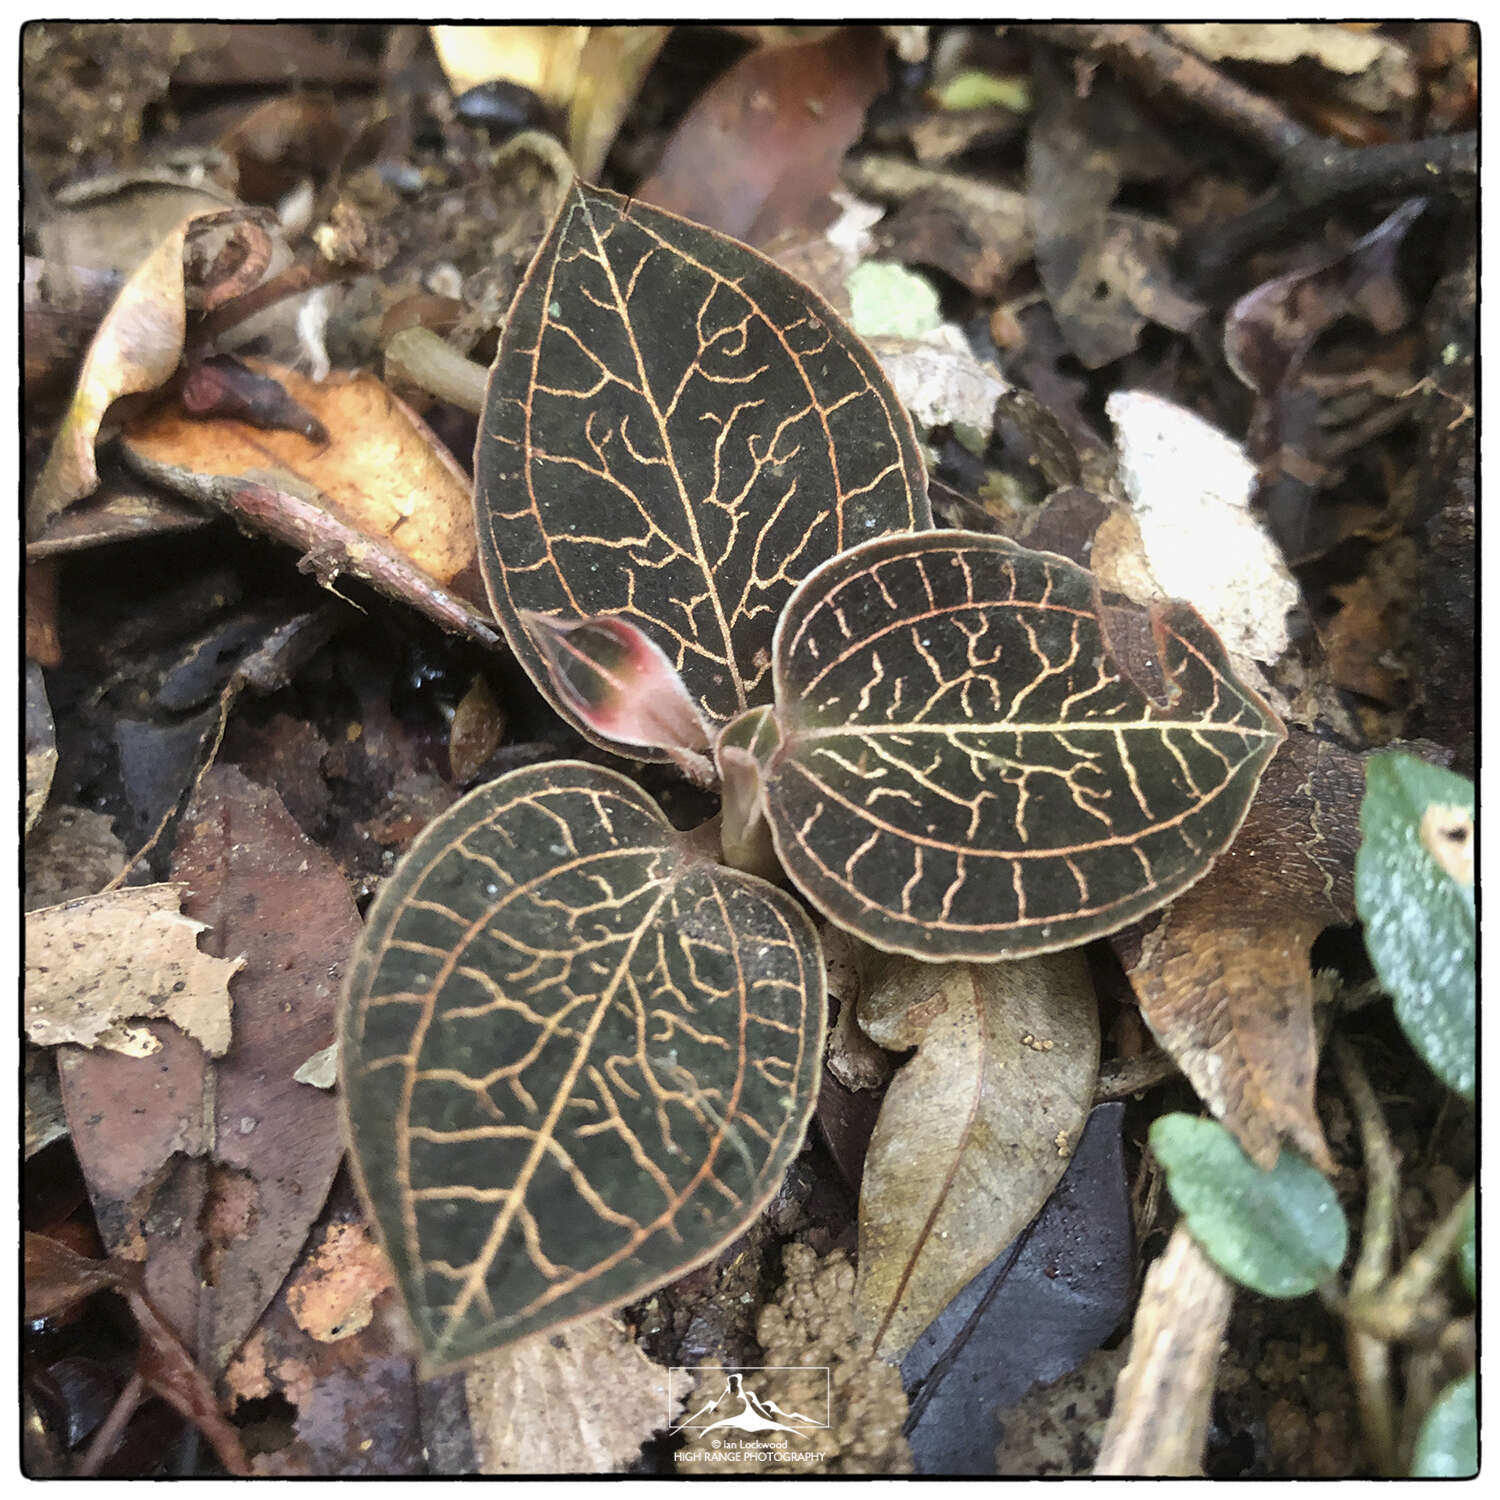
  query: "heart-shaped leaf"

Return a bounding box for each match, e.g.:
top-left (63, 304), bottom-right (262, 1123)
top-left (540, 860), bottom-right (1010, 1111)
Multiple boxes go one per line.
top-left (340, 762), bottom-right (826, 1370)
top-left (726, 530), bottom-right (1286, 959)
top-left (474, 179), bottom-right (930, 756)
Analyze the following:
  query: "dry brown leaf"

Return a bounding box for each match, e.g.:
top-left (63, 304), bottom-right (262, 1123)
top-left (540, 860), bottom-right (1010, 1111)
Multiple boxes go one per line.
top-left (121, 361), bottom-right (476, 587)
top-left (29, 208), bottom-right (220, 534)
top-left (447, 674), bottom-right (504, 785)
top-left (638, 26), bottom-right (890, 246)
top-left (465, 1316), bottom-right (684, 1474)
top-left (25, 883), bottom-right (242, 1056)
top-left (25, 662), bottom-right (57, 833)
top-left (1117, 728), bottom-right (1363, 1170)
top-left (853, 951), bottom-right (1099, 1360)
top-left (24, 1231), bottom-right (253, 1476)
top-left (1321, 574), bottom-right (1407, 704)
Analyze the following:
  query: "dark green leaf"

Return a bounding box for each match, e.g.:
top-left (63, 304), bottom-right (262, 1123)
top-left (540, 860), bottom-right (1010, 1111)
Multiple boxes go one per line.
top-left (730, 530), bottom-right (1285, 960)
top-left (475, 179), bottom-right (930, 756)
top-left (1354, 752), bottom-right (1475, 1099)
top-left (1149, 1113), bottom-right (1347, 1298)
top-left (1411, 1374), bottom-right (1477, 1478)
top-left (340, 762), bottom-right (826, 1369)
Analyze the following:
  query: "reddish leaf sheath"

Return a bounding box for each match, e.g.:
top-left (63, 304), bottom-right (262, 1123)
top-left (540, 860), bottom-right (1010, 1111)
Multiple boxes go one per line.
top-left (521, 609), bottom-right (711, 758)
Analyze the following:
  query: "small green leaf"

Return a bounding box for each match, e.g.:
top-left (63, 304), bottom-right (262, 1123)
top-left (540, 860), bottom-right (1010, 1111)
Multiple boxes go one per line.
top-left (845, 261), bottom-right (944, 340)
top-left (1149, 1114), bottom-right (1347, 1298)
top-left (1411, 1373), bottom-right (1477, 1478)
top-left (930, 69), bottom-right (1032, 114)
top-left (1354, 752), bottom-right (1474, 1099)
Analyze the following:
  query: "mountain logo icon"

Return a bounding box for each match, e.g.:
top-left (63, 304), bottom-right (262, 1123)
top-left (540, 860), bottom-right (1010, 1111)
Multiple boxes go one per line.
top-left (672, 1371), bottom-right (827, 1433)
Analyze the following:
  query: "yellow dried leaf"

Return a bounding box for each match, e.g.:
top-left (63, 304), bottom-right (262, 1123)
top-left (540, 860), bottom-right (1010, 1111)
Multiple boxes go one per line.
top-left (25, 883), bottom-right (242, 1055)
top-left (122, 363), bottom-right (476, 585)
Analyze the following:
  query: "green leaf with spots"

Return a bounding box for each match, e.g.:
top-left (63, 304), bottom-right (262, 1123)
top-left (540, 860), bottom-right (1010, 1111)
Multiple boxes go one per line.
top-left (340, 762), bottom-right (825, 1369)
top-left (721, 530), bottom-right (1285, 960)
top-left (1411, 1374), bottom-right (1477, 1478)
top-left (1354, 752), bottom-right (1474, 1099)
top-left (1149, 1113), bottom-right (1347, 1298)
top-left (474, 179), bottom-right (930, 758)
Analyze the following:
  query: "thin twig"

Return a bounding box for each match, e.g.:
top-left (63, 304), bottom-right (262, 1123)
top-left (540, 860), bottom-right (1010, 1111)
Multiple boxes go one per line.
top-left (1094, 1044), bottom-right (1180, 1103)
top-left (1331, 1034), bottom-right (1401, 1475)
top-left (75, 1373), bottom-right (144, 1477)
top-left (1034, 22), bottom-right (1312, 163)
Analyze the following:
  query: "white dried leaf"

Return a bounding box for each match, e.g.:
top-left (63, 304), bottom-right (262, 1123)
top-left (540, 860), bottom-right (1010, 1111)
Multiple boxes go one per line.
top-left (870, 324), bottom-right (1009, 447)
top-left (465, 1315), bottom-right (686, 1473)
top-left (1106, 390), bottom-right (1299, 669)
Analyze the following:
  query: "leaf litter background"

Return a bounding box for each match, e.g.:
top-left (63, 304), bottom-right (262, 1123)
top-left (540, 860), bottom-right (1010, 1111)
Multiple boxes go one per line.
top-left (21, 22), bottom-right (1474, 1477)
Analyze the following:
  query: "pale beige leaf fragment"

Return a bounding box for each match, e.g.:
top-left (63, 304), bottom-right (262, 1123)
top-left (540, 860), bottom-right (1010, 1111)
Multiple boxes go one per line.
top-left (465, 1315), bottom-right (685, 1474)
top-left (25, 883), bottom-right (243, 1056)
top-left (854, 950), bottom-right (1099, 1360)
top-left (29, 209), bottom-right (218, 534)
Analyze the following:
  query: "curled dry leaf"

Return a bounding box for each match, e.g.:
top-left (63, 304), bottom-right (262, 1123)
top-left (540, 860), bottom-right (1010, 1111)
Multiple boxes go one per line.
top-left (467, 1317), bottom-right (684, 1474)
top-left (566, 26), bottom-right (671, 181)
top-left (853, 950), bottom-right (1099, 1360)
top-left (29, 207), bottom-right (222, 534)
top-left (1116, 727), bottom-right (1362, 1170)
top-left (25, 883), bottom-right (242, 1056)
top-left (122, 360), bottom-right (477, 588)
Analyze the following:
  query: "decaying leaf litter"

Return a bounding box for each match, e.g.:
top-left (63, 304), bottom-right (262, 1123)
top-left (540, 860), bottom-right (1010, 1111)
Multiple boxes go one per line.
top-left (22, 22), bottom-right (1474, 1477)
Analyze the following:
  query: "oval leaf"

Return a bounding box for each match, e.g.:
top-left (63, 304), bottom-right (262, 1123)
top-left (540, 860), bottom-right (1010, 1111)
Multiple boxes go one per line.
top-left (737, 530), bottom-right (1285, 959)
top-left (340, 762), bottom-right (826, 1369)
top-left (1149, 1113), bottom-right (1347, 1298)
top-left (853, 949), bottom-right (1099, 1359)
top-left (474, 179), bottom-right (930, 755)
top-left (1354, 752), bottom-right (1475, 1099)
top-left (1411, 1373), bottom-right (1477, 1478)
